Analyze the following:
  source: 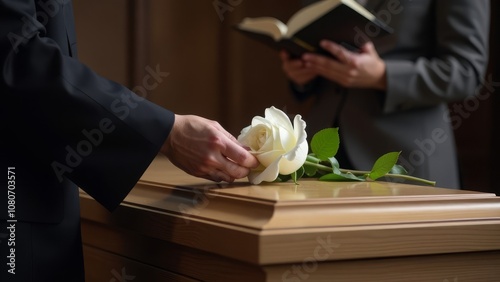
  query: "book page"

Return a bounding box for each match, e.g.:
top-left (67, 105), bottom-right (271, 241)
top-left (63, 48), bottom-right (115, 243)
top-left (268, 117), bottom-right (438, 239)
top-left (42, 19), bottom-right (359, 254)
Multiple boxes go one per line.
top-left (344, 0), bottom-right (376, 21)
top-left (238, 17), bottom-right (288, 41)
top-left (286, 0), bottom-right (375, 37)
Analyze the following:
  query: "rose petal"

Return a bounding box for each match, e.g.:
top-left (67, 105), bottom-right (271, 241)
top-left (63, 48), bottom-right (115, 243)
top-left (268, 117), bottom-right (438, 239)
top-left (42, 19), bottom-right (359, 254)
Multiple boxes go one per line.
top-left (266, 107), bottom-right (296, 150)
top-left (277, 124), bottom-right (296, 152)
top-left (240, 107), bottom-right (309, 184)
top-left (279, 141), bottom-right (308, 175)
top-left (265, 107), bottom-right (295, 133)
top-left (284, 114), bottom-right (307, 161)
top-left (293, 114), bottom-right (307, 147)
top-left (255, 149), bottom-right (286, 167)
top-left (251, 116), bottom-right (269, 127)
top-left (248, 156), bottom-right (283, 184)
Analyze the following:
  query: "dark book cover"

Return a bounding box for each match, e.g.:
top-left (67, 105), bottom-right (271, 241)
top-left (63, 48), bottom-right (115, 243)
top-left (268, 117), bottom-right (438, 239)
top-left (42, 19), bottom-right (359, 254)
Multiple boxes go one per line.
top-left (235, 2), bottom-right (393, 57)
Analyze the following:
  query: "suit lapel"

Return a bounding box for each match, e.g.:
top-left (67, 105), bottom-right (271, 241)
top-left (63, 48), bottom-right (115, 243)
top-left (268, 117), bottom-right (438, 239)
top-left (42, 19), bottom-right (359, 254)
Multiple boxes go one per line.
top-left (63, 1), bottom-right (78, 57)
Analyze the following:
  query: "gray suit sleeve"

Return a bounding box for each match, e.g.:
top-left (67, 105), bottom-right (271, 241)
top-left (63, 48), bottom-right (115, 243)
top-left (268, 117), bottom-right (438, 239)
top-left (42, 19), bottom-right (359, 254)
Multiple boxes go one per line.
top-left (383, 0), bottom-right (490, 113)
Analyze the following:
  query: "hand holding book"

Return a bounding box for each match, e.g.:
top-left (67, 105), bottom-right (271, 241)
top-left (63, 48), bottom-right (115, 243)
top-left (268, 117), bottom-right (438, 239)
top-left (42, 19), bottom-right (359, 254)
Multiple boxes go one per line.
top-left (281, 40), bottom-right (387, 91)
top-left (235, 0), bottom-right (393, 57)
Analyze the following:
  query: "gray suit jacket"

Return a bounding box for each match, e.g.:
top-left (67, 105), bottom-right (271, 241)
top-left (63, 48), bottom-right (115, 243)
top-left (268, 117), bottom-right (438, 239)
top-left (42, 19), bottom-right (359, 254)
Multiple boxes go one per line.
top-left (300, 0), bottom-right (489, 188)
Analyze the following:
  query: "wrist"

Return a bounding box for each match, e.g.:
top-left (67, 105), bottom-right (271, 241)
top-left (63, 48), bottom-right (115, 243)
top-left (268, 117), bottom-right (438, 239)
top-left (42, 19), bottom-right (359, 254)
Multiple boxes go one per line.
top-left (160, 114), bottom-right (180, 155)
top-left (374, 60), bottom-right (387, 91)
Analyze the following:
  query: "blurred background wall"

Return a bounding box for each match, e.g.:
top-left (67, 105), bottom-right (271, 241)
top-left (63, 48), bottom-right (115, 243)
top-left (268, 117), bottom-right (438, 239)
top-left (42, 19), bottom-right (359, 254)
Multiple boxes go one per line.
top-left (72, 0), bottom-right (499, 195)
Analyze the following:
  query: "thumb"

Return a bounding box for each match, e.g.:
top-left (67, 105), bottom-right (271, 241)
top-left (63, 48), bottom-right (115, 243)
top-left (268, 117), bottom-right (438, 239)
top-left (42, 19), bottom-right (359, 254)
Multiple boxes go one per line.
top-left (361, 41), bottom-right (377, 54)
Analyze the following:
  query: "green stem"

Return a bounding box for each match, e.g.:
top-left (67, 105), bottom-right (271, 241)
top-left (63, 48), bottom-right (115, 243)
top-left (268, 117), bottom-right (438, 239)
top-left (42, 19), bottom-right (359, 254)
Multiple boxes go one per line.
top-left (303, 160), bottom-right (334, 172)
top-left (306, 155), bottom-right (321, 163)
top-left (303, 161), bottom-right (436, 186)
top-left (339, 168), bottom-right (371, 175)
top-left (381, 174), bottom-right (436, 186)
top-left (304, 160), bottom-right (370, 175)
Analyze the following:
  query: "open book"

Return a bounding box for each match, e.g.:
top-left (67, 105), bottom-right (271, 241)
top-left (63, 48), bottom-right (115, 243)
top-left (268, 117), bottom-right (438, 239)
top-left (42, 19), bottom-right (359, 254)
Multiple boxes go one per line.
top-left (235, 0), bottom-right (393, 57)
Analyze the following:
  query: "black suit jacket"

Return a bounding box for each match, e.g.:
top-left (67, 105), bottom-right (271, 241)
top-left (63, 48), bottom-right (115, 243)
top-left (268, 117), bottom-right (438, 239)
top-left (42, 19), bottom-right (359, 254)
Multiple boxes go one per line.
top-left (0, 1), bottom-right (174, 281)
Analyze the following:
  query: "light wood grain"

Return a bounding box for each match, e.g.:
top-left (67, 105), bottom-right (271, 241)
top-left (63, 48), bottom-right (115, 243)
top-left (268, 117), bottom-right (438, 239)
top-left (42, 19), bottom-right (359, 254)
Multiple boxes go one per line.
top-left (80, 156), bottom-right (500, 281)
top-left (83, 245), bottom-right (198, 282)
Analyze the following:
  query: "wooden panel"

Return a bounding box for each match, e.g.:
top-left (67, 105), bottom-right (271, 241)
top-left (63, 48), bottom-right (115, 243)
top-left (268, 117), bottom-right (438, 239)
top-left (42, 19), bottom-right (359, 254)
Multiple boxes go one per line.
top-left (146, 0), bottom-right (222, 119)
top-left (82, 221), bottom-right (265, 282)
top-left (80, 156), bottom-right (500, 281)
top-left (80, 156), bottom-right (500, 265)
top-left (83, 245), bottom-right (198, 282)
top-left (73, 0), bottom-right (132, 87)
top-left (453, 1), bottom-right (499, 194)
top-left (130, 0), bottom-right (151, 88)
top-left (265, 251), bottom-right (500, 282)
top-left (81, 221), bottom-right (500, 281)
top-left (219, 1), bottom-right (308, 134)
top-left (145, 0), bottom-right (307, 134)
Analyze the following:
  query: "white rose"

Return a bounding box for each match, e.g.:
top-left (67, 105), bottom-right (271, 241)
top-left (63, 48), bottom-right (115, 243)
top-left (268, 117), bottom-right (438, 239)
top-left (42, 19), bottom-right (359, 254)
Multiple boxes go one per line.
top-left (237, 106), bottom-right (308, 184)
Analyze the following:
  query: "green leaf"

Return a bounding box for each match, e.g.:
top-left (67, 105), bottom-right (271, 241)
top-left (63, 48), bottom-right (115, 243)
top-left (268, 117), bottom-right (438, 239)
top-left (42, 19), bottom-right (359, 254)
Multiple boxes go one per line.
top-left (274, 174), bottom-right (291, 182)
top-left (319, 172), bottom-right (365, 182)
top-left (390, 164), bottom-right (408, 175)
top-left (327, 157), bottom-right (341, 174)
top-left (310, 128), bottom-right (340, 161)
top-left (304, 154), bottom-right (320, 176)
top-left (291, 166), bottom-right (305, 183)
top-left (304, 164), bottom-right (318, 177)
top-left (369, 151), bottom-right (401, 181)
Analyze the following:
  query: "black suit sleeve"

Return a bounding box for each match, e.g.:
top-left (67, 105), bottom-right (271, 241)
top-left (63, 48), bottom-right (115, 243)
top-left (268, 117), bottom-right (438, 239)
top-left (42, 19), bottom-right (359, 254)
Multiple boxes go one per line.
top-left (0, 0), bottom-right (174, 210)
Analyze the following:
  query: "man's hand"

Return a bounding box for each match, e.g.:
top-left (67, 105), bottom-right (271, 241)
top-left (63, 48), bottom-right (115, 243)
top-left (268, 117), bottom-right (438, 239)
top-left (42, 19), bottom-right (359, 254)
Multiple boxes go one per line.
top-left (302, 40), bottom-right (387, 90)
top-left (160, 115), bottom-right (259, 183)
top-left (280, 50), bottom-right (318, 87)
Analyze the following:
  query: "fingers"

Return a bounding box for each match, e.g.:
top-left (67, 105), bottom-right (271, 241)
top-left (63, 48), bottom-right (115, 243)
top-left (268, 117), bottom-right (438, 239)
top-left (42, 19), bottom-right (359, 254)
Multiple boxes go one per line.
top-left (361, 41), bottom-right (376, 55)
top-left (301, 41), bottom-right (361, 87)
top-left (281, 53), bottom-right (317, 85)
top-left (319, 40), bottom-right (354, 65)
top-left (279, 50), bottom-right (289, 62)
top-left (212, 122), bottom-right (259, 169)
top-left (280, 49), bottom-right (304, 72)
top-left (290, 40), bottom-right (382, 88)
top-left (206, 169), bottom-right (234, 183)
top-left (198, 144), bottom-right (254, 183)
top-left (164, 115), bottom-right (259, 183)
top-left (303, 52), bottom-right (351, 78)
top-left (279, 49), bottom-right (322, 85)
top-left (222, 141), bottom-right (258, 170)
top-left (213, 126), bottom-right (259, 179)
top-left (224, 140), bottom-right (259, 169)
top-left (214, 157), bottom-right (251, 181)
